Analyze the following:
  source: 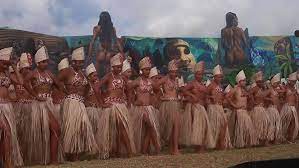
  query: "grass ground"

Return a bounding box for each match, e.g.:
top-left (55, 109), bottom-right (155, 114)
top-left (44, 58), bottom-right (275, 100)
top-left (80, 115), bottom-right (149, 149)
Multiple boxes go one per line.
top-left (28, 141), bottom-right (299, 168)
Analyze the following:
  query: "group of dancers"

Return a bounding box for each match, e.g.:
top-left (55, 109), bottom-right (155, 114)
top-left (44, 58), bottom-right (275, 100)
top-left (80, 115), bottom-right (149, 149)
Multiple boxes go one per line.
top-left (0, 45), bottom-right (298, 167)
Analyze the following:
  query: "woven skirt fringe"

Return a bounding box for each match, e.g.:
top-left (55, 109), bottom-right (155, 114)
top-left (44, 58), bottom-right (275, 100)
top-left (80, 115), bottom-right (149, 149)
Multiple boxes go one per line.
top-left (62, 98), bottom-right (98, 155)
top-left (267, 105), bottom-right (283, 141)
top-left (28, 99), bottom-right (64, 165)
top-left (131, 105), bottom-right (160, 153)
top-left (0, 103), bottom-right (23, 167)
top-left (13, 102), bottom-right (32, 164)
top-left (86, 107), bottom-right (101, 134)
top-left (159, 100), bottom-right (181, 143)
top-left (280, 104), bottom-right (299, 141)
top-left (190, 103), bottom-right (215, 148)
top-left (179, 103), bottom-right (192, 146)
top-left (233, 109), bottom-right (257, 148)
top-left (207, 104), bottom-right (231, 148)
top-left (96, 103), bottom-right (136, 159)
top-left (250, 106), bottom-right (270, 141)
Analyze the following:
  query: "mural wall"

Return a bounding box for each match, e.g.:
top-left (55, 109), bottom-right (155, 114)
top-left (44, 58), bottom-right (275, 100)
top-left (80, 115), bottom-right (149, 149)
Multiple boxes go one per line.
top-left (64, 35), bottom-right (299, 85)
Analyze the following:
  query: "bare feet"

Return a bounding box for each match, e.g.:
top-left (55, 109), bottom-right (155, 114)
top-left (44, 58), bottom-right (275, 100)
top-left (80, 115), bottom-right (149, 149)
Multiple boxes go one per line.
top-left (171, 150), bottom-right (181, 155)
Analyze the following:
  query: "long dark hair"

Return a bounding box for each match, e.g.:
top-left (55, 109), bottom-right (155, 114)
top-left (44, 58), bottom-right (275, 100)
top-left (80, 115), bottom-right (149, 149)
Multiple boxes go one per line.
top-left (23, 38), bottom-right (36, 56)
top-left (98, 11), bottom-right (114, 45)
top-left (225, 12), bottom-right (236, 28)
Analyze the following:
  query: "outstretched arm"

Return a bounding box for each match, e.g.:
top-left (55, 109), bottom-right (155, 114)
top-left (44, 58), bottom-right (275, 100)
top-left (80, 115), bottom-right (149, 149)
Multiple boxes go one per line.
top-left (88, 26), bottom-right (101, 59)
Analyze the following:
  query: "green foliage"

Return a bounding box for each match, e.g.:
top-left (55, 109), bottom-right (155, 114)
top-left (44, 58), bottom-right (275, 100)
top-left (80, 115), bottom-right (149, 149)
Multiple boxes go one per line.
top-left (276, 50), bottom-right (296, 78)
top-left (224, 65), bottom-right (257, 86)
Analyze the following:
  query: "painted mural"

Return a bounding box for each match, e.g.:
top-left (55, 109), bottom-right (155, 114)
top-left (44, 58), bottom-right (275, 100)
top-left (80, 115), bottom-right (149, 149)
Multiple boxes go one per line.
top-left (62, 35), bottom-right (299, 85)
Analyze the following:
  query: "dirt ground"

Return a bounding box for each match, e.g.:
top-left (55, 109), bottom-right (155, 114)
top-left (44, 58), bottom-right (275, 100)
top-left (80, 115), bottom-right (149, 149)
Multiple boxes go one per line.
top-left (28, 142), bottom-right (299, 168)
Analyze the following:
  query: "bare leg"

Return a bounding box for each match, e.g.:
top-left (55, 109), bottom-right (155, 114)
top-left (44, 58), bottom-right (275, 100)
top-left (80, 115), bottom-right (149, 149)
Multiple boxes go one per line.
top-left (170, 118), bottom-right (180, 155)
top-left (141, 129), bottom-right (150, 154)
top-left (117, 118), bottom-right (133, 157)
top-left (216, 122), bottom-right (227, 150)
top-left (48, 112), bottom-right (60, 164)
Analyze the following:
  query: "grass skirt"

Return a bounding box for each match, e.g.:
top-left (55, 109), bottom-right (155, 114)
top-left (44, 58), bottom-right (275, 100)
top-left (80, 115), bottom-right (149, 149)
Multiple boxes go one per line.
top-left (280, 104), bottom-right (299, 141)
top-left (96, 103), bottom-right (136, 159)
top-left (62, 95), bottom-right (98, 155)
top-left (159, 100), bottom-right (180, 143)
top-left (130, 105), bottom-right (160, 153)
top-left (0, 103), bottom-right (23, 166)
top-left (250, 106), bottom-right (270, 141)
top-left (233, 109), bottom-right (257, 148)
top-left (28, 98), bottom-right (64, 165)
top-left (207, 104), bottom-right (231, 148)
top-left (266, 105), bottom-right (282, 141)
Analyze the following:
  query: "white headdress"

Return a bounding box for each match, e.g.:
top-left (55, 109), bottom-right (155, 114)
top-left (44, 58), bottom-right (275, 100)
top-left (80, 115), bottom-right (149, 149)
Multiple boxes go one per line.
top-left (35, 46), bottom-right (49, 63)
top-left (149, 67), bottom-right (159, 78)
top-left (110, 53), bottom-right (122, 66)
top-left (71, 47), bottom-right (85, 61)
top-left (236, 70), bottom-right (246, 83)
top-left (271, 73), bottom-right (280, 85)
top-left (85, 63), bottom-right (97, 76)
top-left (213, 64), bottom-right (223, 76)
top-left (122, 59), bottom-right (131, 73)
top-left (19, 53), bottom-right (30, 69)
top-left (0, 47), bottom-right (12, 61)
top-left (58, 58), bottom-right (69, 71)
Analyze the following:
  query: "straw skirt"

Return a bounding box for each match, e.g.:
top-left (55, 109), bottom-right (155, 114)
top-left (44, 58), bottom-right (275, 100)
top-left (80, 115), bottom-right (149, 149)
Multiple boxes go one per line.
top-left (130, 105), bottom-right (160, 153)
top-left (0, 102), bottom-right (23, 167)
top-left (266, 105), bottom-right (282, 141)
top-left (207, 104), bottom-right (231, 148)
top-left (96, 103), bottom-right (136, 159)
top-left (233, 109), bottom-right (257, 148)
top-left (280, 104), bottom-right (299, 141)
top-left (159, 100), bottom-right (181, 143)
top-left (62, 95), bottom-right (98, 155)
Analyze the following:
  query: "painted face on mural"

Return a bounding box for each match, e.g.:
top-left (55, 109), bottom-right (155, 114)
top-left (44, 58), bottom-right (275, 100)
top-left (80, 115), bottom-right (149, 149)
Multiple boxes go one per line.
top-left (168, 39), bottom-right (196, 69)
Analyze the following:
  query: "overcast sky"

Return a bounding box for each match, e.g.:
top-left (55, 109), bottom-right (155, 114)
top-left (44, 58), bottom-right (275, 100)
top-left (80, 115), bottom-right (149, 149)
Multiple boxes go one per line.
top-left (0, 0), bottom-right (298, 37)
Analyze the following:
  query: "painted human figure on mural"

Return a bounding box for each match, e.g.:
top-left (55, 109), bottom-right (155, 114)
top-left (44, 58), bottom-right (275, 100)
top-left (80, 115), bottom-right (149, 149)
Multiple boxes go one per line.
top-left (88, 11), bottom-right (124, 77)
top-left (221, 12), bottom-right (249, 67)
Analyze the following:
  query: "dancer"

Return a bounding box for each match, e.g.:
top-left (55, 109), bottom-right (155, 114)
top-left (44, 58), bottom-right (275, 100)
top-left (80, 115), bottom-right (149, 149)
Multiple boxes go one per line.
top-left (280, 72), bottom-right (299, 143)
top-left (58, 47), bottom-right (98, 161)
top-left (95, 53), bottom-right (135, 159)
top-left (24, 46), bottom-right (62, 165)
top-left (266, 73), bottom-right (283, 144)
top-left (11, 53), bottom-right (33, 164)
top-left (249, 71), bottom-right (270, 146)
top-left (207, 65), bottom-right (231, 149)
top-left (154, 60), bottom-right (181, 155)
top-left (227, 70), bottom-right (256, 148)
top-left (0, 47), bottom-right (23, 167)
top-left (85, 63), bottom-right (102, 134)
top-left (129, 57), bottom-right (161, 154)
top-left (182, 61), bottom-right (215, 152)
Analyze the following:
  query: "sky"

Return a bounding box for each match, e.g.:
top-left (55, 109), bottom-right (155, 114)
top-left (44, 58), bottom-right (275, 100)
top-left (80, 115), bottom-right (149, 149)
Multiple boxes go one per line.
top-left (0, 0), bottom-right (298, 37)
